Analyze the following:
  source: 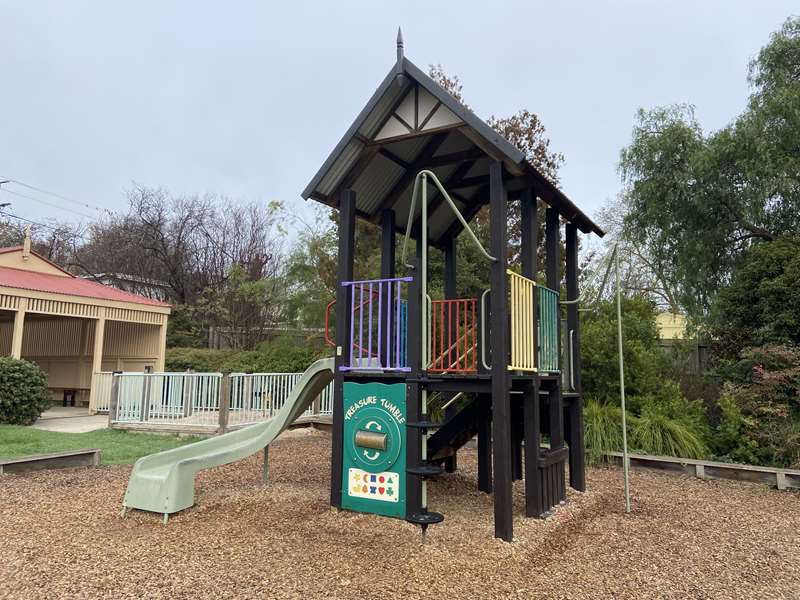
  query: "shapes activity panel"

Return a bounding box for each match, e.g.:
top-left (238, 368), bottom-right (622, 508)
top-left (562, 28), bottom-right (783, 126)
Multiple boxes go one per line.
top-left (341, 382), bottom-right (407, 518)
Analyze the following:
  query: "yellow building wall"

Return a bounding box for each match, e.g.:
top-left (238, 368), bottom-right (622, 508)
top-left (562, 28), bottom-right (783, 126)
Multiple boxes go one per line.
top-left (0, 250), bottom-right (71, 277)
top-left (656, 312), bottom-right (688, 340)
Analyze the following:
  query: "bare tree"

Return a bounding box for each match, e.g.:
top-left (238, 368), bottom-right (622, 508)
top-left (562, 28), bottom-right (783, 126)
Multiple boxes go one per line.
top-left (75, 186), bottom-right (285, 306)
top-left (593, 196), bottom-right (681, 312)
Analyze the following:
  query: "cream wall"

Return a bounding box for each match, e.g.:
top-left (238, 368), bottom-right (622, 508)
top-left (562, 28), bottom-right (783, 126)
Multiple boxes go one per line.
top-left (0, 251), bottom-right (71, 277)
top-left (0, 313), bottom-right (162, 395)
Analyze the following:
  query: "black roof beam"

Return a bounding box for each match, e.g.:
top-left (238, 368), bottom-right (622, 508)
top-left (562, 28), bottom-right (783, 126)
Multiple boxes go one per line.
top-left (370, 131), bottom-right (449, 223)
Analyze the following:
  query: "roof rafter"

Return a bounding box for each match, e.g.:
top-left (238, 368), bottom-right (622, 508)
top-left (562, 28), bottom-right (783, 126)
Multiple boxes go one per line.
top-left (369, 131), bottom-right (449, 222)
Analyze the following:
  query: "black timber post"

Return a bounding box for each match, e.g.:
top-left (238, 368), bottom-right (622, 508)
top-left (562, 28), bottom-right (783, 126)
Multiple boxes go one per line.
top-left (545, 207), bottom-right (565, 449)
top-left (565, 223), bottom-right (586, 491)
top-left (521, 188), bottom-right (542, 516)
top-left (405, 242), bottom-right (423, 518)
top-left (545, 207), bottom-right (560, 293)
top-left (521, 189), bottom-right (538, 280)
top-left (477, 393), bottom-right (493, 493)
top-left (489, 160), bottom-right (513, 542)
top-left (443, 235), bottom-right (458, 473)
top-left (380, 209), bottom-right (396, 368)
top-left (330, 188), bottom-right (356, 508)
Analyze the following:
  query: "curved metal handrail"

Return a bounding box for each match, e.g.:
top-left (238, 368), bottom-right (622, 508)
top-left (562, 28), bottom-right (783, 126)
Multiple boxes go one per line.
top-left (480, 288), bottom-right (491, 370)
top-left (400, 169), bottom-right (497, 267)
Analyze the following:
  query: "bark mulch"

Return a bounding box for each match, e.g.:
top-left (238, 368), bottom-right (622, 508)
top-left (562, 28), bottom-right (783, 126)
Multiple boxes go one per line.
top-left (1, 429), bottom-right (798, 599)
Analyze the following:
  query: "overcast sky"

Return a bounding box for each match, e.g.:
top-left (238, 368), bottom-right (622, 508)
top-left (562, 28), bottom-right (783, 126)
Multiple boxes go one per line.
top-left (1, 2), bottom-right (795, 238)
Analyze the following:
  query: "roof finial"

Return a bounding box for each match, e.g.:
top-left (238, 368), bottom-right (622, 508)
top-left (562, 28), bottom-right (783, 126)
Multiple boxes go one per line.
top-left (395, 27), bottom-right (405, 86)
top-left (396, 27), bottom-right (404, 61)
top-left (22, 226), bottom-right (31, 260)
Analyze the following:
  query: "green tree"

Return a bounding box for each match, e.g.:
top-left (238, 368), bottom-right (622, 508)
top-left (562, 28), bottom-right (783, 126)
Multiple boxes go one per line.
top-left (580, 295), bottom-right (667, 407)
top-left (709, 234), bottom-right (800, 360)
top-left (194, 263), bottom-right (284, 350)
top-left (618, 17), bottom-right (800, 315)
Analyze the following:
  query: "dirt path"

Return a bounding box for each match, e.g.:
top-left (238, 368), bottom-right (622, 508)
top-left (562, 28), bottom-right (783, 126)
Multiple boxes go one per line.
top-left (1, 430), bottom-right (798, 599)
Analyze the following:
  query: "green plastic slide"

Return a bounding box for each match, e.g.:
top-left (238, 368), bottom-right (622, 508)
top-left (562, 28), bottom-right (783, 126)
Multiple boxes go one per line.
top-left (122, 357), bottom-right (334, 518)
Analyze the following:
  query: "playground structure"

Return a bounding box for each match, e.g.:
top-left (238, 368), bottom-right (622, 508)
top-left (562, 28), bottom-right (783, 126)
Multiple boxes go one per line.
top-left (122, 36), bottom-right (603, 541)
top-left (304, 35), bottom-right (603, 540)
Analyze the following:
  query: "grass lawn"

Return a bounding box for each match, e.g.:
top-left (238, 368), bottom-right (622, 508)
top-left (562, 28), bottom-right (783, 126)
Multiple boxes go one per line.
top-left (0, 426), bottom-right (202, 465)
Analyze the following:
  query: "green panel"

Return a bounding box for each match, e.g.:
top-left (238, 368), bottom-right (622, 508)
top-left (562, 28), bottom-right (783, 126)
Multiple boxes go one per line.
top-left (538, 285), bottom-right (560, 373)
top-left (341, 382), bottom-right (406, 518)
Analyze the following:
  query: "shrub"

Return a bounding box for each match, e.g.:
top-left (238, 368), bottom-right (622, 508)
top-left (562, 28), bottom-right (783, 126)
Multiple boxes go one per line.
top-left (711, 391), bottom-right (760, 465)
top-left (585, 382), bottom-right (709, 460)
top-left (165, 337), bottom-right (328, 374)
top-left (581, 296), bottom-right (670, 405)
top-left (0, 358), bottom-right (51, 425)
top-left (709, 345), bottom-right (800, 468)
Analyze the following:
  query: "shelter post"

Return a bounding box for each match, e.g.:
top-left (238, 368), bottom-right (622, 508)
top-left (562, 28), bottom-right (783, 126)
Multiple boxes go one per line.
top-left (489, 160), bottom-right (513, 541)
top-left (88, 307), bottom-right (107, 411)
top-left (10, 297), bottom-right (27, 359)
top-left (565, 223), bottom-right (585, 491)
top-left (330, 188), bottom-right (356, 508)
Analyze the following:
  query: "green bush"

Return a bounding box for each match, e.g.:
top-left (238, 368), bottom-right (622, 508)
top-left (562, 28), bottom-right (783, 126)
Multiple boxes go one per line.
top-left (709, 345), bottom-right (800, 468)
top-left (165, 304), bottom-right (206, 348)
top-left (165, 337), bottom-right (329, 374)
top-left (580, 296), bottom-right (669, 405)
top-left (585, 381), bottom-right (708, 460)
top-left (0, 358), bottom-right (51, 425)
top-left (711, 391), bottom-right (760, 465)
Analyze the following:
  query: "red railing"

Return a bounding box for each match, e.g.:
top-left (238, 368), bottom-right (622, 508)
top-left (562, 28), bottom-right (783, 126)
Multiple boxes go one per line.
top-left (325, 288), bottom-right (379, 349)
top-left (428, 298), bottom-right (477, 373)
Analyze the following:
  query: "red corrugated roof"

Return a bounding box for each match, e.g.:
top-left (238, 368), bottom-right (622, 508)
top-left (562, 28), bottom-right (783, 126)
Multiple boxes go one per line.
top-left (0, 265), bottom-right (170, 308)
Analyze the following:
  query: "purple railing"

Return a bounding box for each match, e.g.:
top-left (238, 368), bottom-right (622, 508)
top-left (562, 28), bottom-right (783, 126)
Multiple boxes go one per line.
top-left (340, 276), bottom-right (411, 372)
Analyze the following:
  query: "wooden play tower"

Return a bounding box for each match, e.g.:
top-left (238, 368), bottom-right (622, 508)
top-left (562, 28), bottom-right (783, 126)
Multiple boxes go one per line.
top-left (304, 33), bottom-right (604, 541)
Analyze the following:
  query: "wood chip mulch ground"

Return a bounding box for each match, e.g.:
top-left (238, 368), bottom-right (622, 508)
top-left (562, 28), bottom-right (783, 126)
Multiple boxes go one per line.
top-left (1, 429), bottom-right (798, 599)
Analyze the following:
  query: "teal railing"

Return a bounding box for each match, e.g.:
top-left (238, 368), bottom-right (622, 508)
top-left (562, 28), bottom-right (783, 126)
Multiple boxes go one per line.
top-left (537, 285), bottom-right (560, 373)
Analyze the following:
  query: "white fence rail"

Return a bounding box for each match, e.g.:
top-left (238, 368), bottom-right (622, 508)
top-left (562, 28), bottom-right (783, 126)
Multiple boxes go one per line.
top-left (108, 371), bottom-right (333, 431)
top-left (113, 372), bottom-right (223, 427)
top-left (89, 372), bottom-right (114, 413)
top-left (227, 372), bottom-right (333, 428)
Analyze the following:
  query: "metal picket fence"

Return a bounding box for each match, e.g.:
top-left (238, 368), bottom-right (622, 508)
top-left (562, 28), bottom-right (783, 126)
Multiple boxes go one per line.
top-left (109, 371), bottom-right (333, 432)
top-left (227, 372), bottom-right (333, 428)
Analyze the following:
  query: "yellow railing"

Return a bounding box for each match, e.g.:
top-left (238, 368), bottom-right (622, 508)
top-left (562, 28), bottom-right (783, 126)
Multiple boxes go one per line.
top-left (507, 270), bottom-right (537, 372)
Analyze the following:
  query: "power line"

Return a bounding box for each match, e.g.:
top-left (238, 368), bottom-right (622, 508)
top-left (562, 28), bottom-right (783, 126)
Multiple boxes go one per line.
top-left (0, 187), bottom-right (97, 220)
top-left (0, 210), bottom-right (92, 243)
top-left (0, 209), bottom-right (60, 231)
top-left (0, 176), bottom-right (105, 213)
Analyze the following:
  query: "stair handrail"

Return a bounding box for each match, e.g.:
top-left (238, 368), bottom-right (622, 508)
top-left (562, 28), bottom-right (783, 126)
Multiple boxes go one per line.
top-left (430, 324), bottom-right (476, 371)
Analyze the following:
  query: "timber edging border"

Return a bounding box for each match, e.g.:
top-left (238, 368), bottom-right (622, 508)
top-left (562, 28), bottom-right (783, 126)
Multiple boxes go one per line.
top-left (605, 451), bottom-right (800, 491)
top-left (0, 448), bottom-right (102, 475)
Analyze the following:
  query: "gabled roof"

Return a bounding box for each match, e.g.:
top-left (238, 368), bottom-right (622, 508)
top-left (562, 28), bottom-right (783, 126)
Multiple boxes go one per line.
top-left (302, 55), bottom-right (604, 244)
top-left (0, 265), bottom-right (170, 307)
top-left (0, 245), bottom-right (73, 276)
top-left (0, 244), bottom-right (171, 309)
